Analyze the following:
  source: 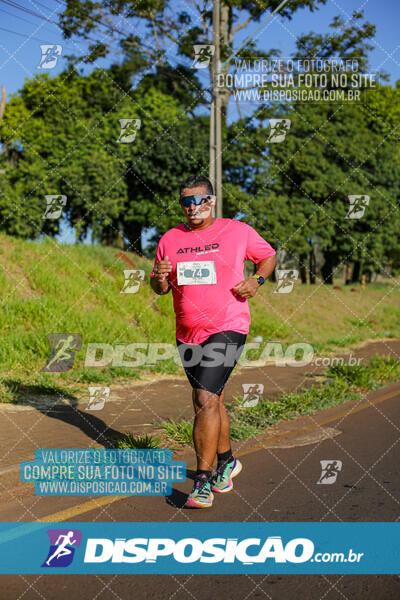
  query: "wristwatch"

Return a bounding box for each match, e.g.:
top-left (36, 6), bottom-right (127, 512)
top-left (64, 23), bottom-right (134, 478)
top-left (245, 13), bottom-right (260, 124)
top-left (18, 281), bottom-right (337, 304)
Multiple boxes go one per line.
top-left (252, 274), bottom-right (265, 286)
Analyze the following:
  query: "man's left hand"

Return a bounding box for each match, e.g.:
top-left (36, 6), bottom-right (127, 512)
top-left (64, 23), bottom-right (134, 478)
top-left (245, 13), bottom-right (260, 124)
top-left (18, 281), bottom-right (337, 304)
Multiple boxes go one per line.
top-left (233, 278), bottom-right (260, 299)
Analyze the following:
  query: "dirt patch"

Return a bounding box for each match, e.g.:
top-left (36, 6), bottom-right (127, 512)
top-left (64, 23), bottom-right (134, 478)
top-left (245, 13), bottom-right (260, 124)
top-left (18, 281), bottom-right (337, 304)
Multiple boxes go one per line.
top-left (264, 426), bottom-right (342, 449)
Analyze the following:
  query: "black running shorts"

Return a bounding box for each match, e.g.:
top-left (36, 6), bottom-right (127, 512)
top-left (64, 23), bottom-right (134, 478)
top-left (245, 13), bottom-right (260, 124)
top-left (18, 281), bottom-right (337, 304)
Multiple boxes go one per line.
top-left (176, 330), bottom-right (247, 395)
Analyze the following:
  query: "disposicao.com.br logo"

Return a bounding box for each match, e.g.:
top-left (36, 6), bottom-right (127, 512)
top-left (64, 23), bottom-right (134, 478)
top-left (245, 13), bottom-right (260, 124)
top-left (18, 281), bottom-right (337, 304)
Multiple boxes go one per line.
top-left (83, 536), bottom-right (363, 565)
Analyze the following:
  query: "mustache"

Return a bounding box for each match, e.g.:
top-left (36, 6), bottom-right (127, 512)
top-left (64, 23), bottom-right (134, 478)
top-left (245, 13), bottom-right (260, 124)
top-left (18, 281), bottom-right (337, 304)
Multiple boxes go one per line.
top-left (190, 209), bottom-right (209, 218)
top-left (188, 200), bottom-right (215, 217)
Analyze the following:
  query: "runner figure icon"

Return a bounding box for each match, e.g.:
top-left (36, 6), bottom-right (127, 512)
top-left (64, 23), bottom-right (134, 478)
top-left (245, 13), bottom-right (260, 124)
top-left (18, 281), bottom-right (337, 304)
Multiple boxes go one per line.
top-left (317, 460), bottom-right (343, 484)
top-left (45, 531), bottom-right (77, 566)
top-left (41, 333), bottom-right (82, 372)
top-left (42, 529), bottom-right (81, 567)
top-left (37, 44), bottom-right (62, 69)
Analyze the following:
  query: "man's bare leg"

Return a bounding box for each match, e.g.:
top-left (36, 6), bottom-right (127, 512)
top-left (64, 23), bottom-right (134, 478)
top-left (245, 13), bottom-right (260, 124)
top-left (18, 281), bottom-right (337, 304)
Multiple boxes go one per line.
top-left (213, 388), bottom-right (242, 492)
top-left (217, 388), bottom-right (231, 454)
top-left (192, 388), bottom-right (220, 471)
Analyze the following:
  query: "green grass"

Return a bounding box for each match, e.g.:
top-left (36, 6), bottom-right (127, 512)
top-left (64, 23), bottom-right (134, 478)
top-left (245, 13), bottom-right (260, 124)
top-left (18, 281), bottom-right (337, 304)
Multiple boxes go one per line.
top-left (0, 233), bottom-right (400, 397)
top-left (113, 433), bottom-right (161, 449)
top-left (0, 376), bottom-right (80, 404)
top-left (159, 418), bottom-right (193, 445)
top-left (159, 356), bottom-right (399, 444)
top-left (327, 355), bottom-right (400, 390)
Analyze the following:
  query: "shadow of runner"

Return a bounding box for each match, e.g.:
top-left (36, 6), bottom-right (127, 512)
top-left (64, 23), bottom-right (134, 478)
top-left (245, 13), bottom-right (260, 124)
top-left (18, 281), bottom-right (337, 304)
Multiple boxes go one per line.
top-left (1, 380), bottom-right (123, 448)
top-left (166, 468), bottom-right (197, 509)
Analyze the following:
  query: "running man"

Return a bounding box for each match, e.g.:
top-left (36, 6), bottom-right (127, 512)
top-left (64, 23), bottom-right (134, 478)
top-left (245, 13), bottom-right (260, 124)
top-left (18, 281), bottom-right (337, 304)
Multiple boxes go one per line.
top-left (151, 175), bottom-right (276, 508)
top-left (45, 531), bottom-right (77, 566)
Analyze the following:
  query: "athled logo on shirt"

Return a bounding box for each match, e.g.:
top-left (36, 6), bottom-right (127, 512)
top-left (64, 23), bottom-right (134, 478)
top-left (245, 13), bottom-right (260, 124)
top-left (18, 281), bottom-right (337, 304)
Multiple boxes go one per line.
top-left (177, 243), bottom-right (219, 255)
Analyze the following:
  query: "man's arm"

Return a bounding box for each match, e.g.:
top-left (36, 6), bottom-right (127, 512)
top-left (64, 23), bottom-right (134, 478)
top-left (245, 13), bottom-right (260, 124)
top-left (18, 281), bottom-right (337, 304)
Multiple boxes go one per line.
top-left (150, 255), bottom-right (172, 295)
top-left (233, 254), bottom-right (276, 299)
top-left (150, 276), bottom-right (171, 295)
top-left (254, 255), bottom-right (276, 281)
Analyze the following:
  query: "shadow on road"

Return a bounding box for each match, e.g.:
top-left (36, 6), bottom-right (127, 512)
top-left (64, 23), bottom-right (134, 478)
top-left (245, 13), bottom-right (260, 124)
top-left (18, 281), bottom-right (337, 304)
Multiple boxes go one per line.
top-left (1, 380), bottom-right (123, 448)
top-left (166, 468), bottom-right (197, 508)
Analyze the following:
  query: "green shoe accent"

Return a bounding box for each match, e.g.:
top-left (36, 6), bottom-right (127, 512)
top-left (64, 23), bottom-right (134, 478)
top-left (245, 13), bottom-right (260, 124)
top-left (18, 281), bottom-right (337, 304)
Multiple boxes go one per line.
top-left (212, 457), bottom-right (242, 493)
top-left (186, 475), bottom-right (214, 508)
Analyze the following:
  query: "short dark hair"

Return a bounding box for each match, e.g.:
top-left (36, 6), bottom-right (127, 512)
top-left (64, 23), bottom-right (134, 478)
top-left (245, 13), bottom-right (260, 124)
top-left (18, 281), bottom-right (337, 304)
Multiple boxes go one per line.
top-left (179, 175), bottom-right (214, 200)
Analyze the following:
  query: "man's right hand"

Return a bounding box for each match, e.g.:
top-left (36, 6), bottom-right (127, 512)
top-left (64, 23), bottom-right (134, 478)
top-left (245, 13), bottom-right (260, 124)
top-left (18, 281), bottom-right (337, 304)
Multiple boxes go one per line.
top-left (153, 255), bottom-right (172, 282)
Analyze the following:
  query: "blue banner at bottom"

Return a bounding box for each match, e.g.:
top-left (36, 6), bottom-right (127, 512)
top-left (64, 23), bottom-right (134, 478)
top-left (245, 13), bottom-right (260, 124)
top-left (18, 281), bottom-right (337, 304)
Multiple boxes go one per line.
top-left (0, 522), bottom-right (398, 574)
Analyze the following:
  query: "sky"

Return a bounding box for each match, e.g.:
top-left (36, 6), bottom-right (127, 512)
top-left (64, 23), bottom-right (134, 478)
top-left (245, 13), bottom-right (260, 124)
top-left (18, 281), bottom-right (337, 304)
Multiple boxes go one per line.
top-left (1, 0), bottom-right (399, 96)
top-left (0, 0), bottom-right (399, 244)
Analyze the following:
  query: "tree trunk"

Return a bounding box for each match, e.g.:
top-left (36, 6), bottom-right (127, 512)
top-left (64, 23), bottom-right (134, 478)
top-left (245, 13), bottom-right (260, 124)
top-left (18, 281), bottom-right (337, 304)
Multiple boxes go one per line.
top-left (351, 260), bottom-right (362, 283)
top-left (124, 221), bottom-right (143, 255)
top-left (321, 252), bottom-right (335, 285)
top-left (299, 254), bottom-right (308, 284)
top-left (345, 263), bottom-right (352, 285)
top-left (309, 249), bottom-right (316, 284)
top-left (219, 2), bottom-right (232, 121)
top-left (101, 224), bottom-right (124, 248)
top-left (364, 269), bottom-right (372, 283)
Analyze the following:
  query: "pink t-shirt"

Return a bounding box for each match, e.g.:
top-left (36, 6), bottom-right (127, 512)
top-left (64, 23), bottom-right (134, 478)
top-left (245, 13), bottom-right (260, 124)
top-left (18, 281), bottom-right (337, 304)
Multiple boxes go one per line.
top-left (151, 218), bottom-right (276, 345)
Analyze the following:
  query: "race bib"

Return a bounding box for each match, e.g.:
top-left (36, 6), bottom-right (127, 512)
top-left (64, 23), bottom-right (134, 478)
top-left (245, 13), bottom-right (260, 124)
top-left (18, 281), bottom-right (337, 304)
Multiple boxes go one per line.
top-left (177, 261), bottom-right (217, 285)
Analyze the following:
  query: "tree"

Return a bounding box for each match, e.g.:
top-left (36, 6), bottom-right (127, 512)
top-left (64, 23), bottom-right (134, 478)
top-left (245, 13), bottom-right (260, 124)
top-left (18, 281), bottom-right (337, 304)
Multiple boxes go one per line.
top-left (0, 67), bottom-right (209, 247)
top-left (58, 1), bottom-right (328, 118)
top-left (228, 12), bottom-right (400, 283)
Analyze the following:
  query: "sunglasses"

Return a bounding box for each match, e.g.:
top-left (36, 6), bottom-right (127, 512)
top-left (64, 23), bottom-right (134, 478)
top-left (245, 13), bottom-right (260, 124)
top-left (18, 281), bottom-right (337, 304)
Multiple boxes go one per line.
top-left (181, 195), bottom-right (216, 208)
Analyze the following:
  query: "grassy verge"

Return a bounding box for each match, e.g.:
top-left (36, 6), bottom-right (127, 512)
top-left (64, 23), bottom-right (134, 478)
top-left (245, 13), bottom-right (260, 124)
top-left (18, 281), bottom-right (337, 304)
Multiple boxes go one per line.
top-left (326, 355), bottom-right (400, 388)
top-left (114, 433), bottom-right (161, 449)
top-left (156, 356), bottom-right (400, 445)
top-left (0, 376), bottom-right (81, 405)
top-left (1, 233), bottom-right (400, 396)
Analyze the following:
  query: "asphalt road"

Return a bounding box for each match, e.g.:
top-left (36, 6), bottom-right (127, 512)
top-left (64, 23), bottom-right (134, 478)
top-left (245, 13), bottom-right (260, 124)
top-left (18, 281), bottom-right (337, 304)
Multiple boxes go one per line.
top-left (1, 382), bottom-right (399, 599)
